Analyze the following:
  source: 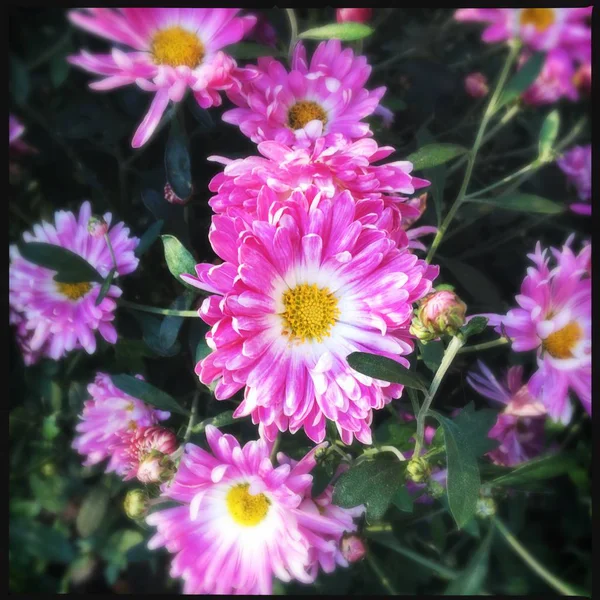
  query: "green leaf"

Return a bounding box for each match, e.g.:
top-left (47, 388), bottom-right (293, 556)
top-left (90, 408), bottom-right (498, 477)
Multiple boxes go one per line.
top-left (192, 410), bottom-right (236, 434)
top-left (347, 352), bottom-right (429, 392)
top-left (452, 402), bottom-right (499, 457)
top-left (42, 414), bottom-right (60, 440)
top-left (161, 234), bottom-right (198, 290)
top-left (392, 485), bottom-right (414, 513)
top-left (29, 473), bottom-right (68, 513)
top-left (227, 42), bottom-right (282, 59)
top-left (111, 374), bottom-right (188, 416)
top-left (50, 54), bottom-right (70, 88)
top-left (10, 499), bottom-right (41, 519)
top-left (469, 194), bottom-right (564, 215)
top-left (332, 456), bottom-right (404, 523)
top-left (95, 268), bottom-right (116, 306)
top-left (311, 464), bottom-right (333, 498)
top-left (17, 242), bottom-right (104, 284)
top-left (129, 311), bottom-right (181, 357)
top-left (459, 317), bottom-right (489, 342)
top-left (538, 110), bottom-right (560, 161)
top-left (299, 22), bottom-right (374, 41)
top-left (135, 219), bottom-right (164, 258)
top-left (113, 339), bottom-right (154, 373)
top-left (10, 55), bottom-right (30, 106)
top-left (429, 410), bottom-right (480, 528)
top-left (489, 454), bottom-right (576, 488)
top-left (496, 51), bottom-right (545, 110)
top-left (445, 525), bottom-right (493, 594)
top-left (441, 257), bottom-right (503, 310)
top-left (407, 143), bottom-right (468, 170)
top-left (374, 420), bottom-right (417, 450)
top-left (159, 292), bottom-right (194, 349)
top-left (418, 340), bottom-right (444, 372)
top-left (165, 119), bottom-right (192, 200)
top-left (10, 519), bottom-right (75, 564)
top-left (76, 486), bottom-right (110, 538)
top-left (186, 95), bottom-right (215, 132)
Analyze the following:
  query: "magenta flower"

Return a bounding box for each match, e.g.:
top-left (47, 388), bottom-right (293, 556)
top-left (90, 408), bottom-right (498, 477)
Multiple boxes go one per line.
top-left (146, 427), bottom-right (362, 594)
top-left (401, 193), bottom-right (437, 252)
top-left (464, 72), bottom-right (489, 99)
top-left (557, 144), bottom-right (591, 214)
top-left (72, 373), bottom-right (170, 473)
top-left (9, 202), bottom-right (139, 363)
top-left (467, 361), bottom-right (547, 466)
top-left (485, 238), bottom-right (591, 422)
top-left (336, 8), bottom-right (373, 24)
top-left (223, 40), bottom-right (385, 147)
top-left (183, 188), bottom-right (438, 444)
top-left (454, 8), bottom-right (592, 59)
top-left (521, 49), bottom-right (578, 106)
top-left (207, 134), bottom-right (429, 247)
top-left (68, 8), bottom-right (256, 148)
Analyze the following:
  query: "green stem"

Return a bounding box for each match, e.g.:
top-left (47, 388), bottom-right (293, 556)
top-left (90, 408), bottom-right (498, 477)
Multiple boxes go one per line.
top-left (366, 552), bottom-right (399, 595)
top-left (495, 519), bottom-right (581, 596)
top-left (378, 446), bottom-right (406, 462)
top-left (119, 299), bottom-right (199, 318)
top-left (104, 233), bottom-right (118, 271)
top-left (285, 9), bottom-right (298, 63)
top-left (457, 337), bottom-right (509, 354)
top-left (269, 434), bottom-right (281, 463)
top-left (415, 336), bottom-right (464, 456)
top-left (183, 392), bottom-right (199, 443)
top-left (465, 158), bottom-right (542, 199)
top-left (426, 40), bottom-right (521, 264)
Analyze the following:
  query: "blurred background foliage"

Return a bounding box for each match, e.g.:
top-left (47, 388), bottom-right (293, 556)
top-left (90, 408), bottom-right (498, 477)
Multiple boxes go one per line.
top-left (9, 7), bottom-right (591, 594)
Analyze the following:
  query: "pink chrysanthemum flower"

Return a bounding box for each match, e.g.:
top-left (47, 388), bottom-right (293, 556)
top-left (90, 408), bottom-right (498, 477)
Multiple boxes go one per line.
top-left (146, 427), bottom-right (362, 594)
top-left (72, 373), bottom-right (170, 472)
top-left (68, 8), bottom-right (256, 148)
top-left (182, 187), bottom-right (438, 444)
top-left (207, 134), bottom-right (429, 247)
top-left (521, 49), bottom-right (578, 105)
top-left (557, 144), bottom-right (591, 214)
top-left (454, 8), bottom-right (592, 60)
top-left (467, 361), bottom-right (547, 466)
top-left (485, 238), bottom-right (591, 422)
top-left (9, 201), bottom-right (139, 362)
top-left (223, 40), bottom-right (385, 147)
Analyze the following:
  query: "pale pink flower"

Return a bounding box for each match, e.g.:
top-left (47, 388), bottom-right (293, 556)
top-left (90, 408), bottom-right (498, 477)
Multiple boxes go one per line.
top-left (557, 144), bottom-right (591, 214)
top-left (521, 49), bottom-right (578, 106)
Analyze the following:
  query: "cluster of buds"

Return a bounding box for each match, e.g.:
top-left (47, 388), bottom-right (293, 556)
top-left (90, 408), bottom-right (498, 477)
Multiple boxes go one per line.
top-left (87, 216), bottom-right (108, 238)
top-left (406, 456), bottom-right (431, 484)
top-left (164, 182), bottom-right (191, 206)
top-left (410, 288), bottom-right (467, 343)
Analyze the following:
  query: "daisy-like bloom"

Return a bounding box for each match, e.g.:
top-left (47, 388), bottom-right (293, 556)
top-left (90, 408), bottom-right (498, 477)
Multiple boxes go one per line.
top-left (183, 187), bottom-right (438, 444)
top-left (9, 201), bottom-right (139, 362)
top-left (207, 133), bottom-right (429, 248)
top-left (72, 373), bottom-right (170, 472)
top-left (146, 427), bottom-right (363, 594)
top-left (223, 40), bottom-right (385, 147)
top-left (521, 49), bottom-right (578, 106)
top-left (467, 361), bottom-right (547, 466)
top-left (485, 238), bottom-right (591, 422)
top-left (68, 8), bottom-right (256, 148)
top-left (114, 425), bottom-right (179, 483)
top-left (454, 8), bottom-right (592, 58)
top-left (557, 144), bottom-right (591, 215)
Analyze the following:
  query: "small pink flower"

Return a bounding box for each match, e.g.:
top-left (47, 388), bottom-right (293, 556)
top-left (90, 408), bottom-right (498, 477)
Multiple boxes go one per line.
top-left (68, 9), bottom-right (257, 148)
top-left (521, 49), bottom-right (578, 106)
top-left (336, 8), bottom-right (373, 24)
top-left (557, 144), bottom-right (591, 213)
top-left (464, 72), bottom-right (489, 98)
top-left (340, 534), bottom-right (367, 563)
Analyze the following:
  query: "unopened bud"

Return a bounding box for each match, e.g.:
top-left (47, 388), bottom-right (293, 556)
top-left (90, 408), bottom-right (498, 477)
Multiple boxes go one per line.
top-left (124, 489), bottom-right (149, 519)
top-left (340, 533), bottom-right (367, 563)
top-left (336, 8), bottom-right (372, 24)
top-left (164, 182), bottom-right (191, 206)
top-left (137, 450), bottom-right (176, 484)
top-left (475, 496), bottom-right (496, 519)
top-left (406, 457), bottom-right (431, 484)
top-left (41, 462), bottom-right (57, 477)
top-left (427, 479), bottom-right (445, 500)
top-left (87, 216), bottom-right (108, 238)
top-left (410, 290), bottom-right (467, 342)
top-left (465, 72), bottom-right (489, 99)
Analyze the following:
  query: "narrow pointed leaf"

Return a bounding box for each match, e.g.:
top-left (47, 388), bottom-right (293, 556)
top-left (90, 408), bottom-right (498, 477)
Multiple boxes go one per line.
top-left (407, 143), bottom-right (468, 170)
top-left (347, 352), bottom-right (429, 392)
top-left (299, 22), bottom-right (374, 41)
top-left (111, 374), bottom-right (188, 416)
top-left (95, 268), bottom-right (116, 306)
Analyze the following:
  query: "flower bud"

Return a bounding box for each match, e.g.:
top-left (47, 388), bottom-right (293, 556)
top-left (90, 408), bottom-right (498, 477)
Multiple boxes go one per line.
top-left (427, 479), bottom-right (445, 500)
top-left (406, 457), bottom-right (431, 484)
top-left (336, 8), bottom-right (373, 24)
top-left (410, 290), bottom-right (467, 342)
top-left (164, 182), bottom-right (191, 205)
top-left (41, 462), bottom-right (57, 477)
top-left (465, 72), bottom-right (489, 99)
top-left (137, 450), bottom-right (177, 484)
top-left (475, 496), bottom-right (496, 519)
top-left (124, 489), bottom-right (149, 519)
top-left (340, 533), bottom-right (367, 563)
top-left (87, 216), bottom-right (108, 238)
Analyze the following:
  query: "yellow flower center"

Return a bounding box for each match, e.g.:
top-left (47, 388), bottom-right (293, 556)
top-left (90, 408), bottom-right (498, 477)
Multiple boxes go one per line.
top-left (226, 483), bottom-right (270, 527)
top-left (520, 8), bottom-right (555, 32)
top-left (287, 101), bottom-right (328, 130)
top-left (56, 281), bottom-right (92, 301)
top-left (151, 26), bottom-right (205, 68)
top-left (543, 322), bottom-right (582, 359)
top-left (281, 283), bottom-right (340, 343)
